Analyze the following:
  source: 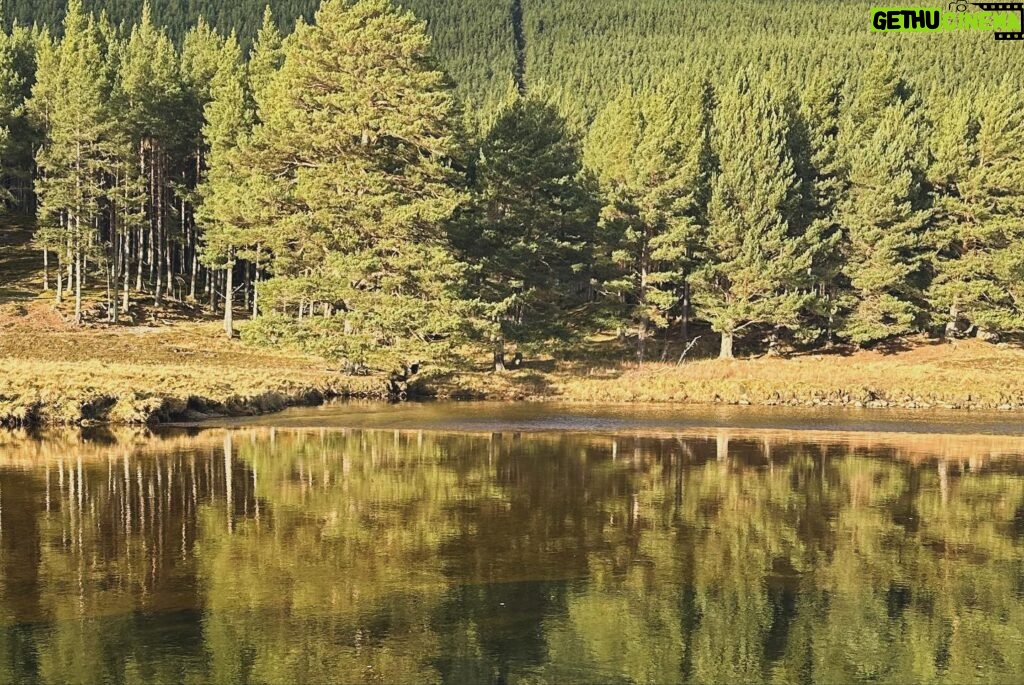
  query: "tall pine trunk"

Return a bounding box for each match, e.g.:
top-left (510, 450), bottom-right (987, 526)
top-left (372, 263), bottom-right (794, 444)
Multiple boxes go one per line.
top-left (493, 335), bottom-right (506, 372)
top-left (74, 233), bottom-right (83, 326)
top-left (55, 252), bottom-right (63, 304)
top-left (681, 280), bottom-right (690, 344)
top-left (224, 250), bottom-right (234, 338)
top-left (252, 252), bottom-right (261, 317)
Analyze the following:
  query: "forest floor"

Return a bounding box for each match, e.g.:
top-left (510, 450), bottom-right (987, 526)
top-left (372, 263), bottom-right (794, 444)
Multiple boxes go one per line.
top-left (5, 220), bottom-right (1024, 425)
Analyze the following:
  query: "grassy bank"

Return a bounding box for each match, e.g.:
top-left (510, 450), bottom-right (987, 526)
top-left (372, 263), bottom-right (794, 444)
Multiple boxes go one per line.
top-left (433, 337), bottom-right (1024, 412)
top-left (6, 302), bottom-right (1024, 425)
top-left (0, 304), bottom-right (389, 427)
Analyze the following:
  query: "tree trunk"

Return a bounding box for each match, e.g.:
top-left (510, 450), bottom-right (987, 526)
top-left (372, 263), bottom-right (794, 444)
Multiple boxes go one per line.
top-left (224, 255), bottom-right (234, 339)
top-left (66, 244), bottom-right (73, 293)
top-left (164, 183), bottom-right (173, 301)
top-left (637, 318), bottom-right (647, 366)
top-left (105, 264), bottom-right (111, 318)
top-left (111, 254), bottom-right (119, 325)
top-left (493, 336), bottom-right (506, 372)
top-left (122, 221), bottom-right (131, 314)
top-left (945, 303), bottom-right (958, 339)
top-left (638, 262), bottom-right (649, 365)
top-left (244, 263), bottom-right (251, 312)
top-left (74, 241), bottom-right (83, 326)
top-left (190, 246), bottom-right (198, 302)
top-left (43, 250), bottom-right (49, 291)
top-left (55, 254), bottom-right (63, 304)
top-left (252, 254), bottom-right (260, 318)
top-left (681, 280), bottom-right (690, 344)
top-left (135, 223), bottom-right (144, 292)
top-left (719, 331), bottom-right (734, 359)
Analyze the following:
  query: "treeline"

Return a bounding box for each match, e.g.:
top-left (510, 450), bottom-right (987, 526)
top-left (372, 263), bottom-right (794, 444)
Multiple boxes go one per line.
top-left (1, 0), bottom-right (1022, 369)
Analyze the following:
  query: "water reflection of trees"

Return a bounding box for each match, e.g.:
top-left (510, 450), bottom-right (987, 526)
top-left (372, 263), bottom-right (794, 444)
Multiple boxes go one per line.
top-left (0, 428), bottom-right (1022, 683)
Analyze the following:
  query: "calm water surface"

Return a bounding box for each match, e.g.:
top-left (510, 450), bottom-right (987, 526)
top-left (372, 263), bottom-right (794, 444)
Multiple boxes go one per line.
top-left (2, 404), bottom-right (1024, 684)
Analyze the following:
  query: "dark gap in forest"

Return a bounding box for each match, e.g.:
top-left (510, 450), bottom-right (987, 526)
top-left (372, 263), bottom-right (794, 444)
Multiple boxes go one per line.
top-left (511, 0), bottom-right (526, 94)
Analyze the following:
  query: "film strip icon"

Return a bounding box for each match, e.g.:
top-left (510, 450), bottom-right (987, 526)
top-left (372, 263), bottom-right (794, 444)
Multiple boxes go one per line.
top-left (971, 2), bottom-right (1024, 39)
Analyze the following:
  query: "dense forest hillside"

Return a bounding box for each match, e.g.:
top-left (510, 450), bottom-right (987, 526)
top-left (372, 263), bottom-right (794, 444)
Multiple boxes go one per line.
top-left (7, 0), bottom-right (516, 110)
top-left (9, 1), bottom-right (1024, 121)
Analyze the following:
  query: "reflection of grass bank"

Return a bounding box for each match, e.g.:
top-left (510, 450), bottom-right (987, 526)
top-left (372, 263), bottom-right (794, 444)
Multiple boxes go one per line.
top-left (435, 338), bottom-right (1024, 412)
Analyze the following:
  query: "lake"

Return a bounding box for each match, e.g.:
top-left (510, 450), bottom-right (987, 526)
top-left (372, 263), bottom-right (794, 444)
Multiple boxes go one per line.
top-left (1, 403), bottom-right (1024, 684)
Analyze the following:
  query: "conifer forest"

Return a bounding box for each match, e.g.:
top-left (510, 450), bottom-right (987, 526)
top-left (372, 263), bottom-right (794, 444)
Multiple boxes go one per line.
top-left (1, 0), bottom-right (1023, 369)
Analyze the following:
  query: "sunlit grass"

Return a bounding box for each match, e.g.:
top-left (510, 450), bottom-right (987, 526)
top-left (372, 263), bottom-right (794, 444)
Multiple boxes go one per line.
top-left (431, 337), bottom-right (1024, 411)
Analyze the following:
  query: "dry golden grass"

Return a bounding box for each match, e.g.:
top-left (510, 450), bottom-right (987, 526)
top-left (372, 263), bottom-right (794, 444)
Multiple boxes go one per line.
top-left (5, 301), bottom-right (1024, 425)
top-left (0, 302), bottom-right (387, 426)
top-left (433, 337), bottom-right (1024, 411)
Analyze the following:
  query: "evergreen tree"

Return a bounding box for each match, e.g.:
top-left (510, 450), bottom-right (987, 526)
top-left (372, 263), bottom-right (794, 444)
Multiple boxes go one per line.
top-left (120, 4), bottom-right (184, 305)
top-left (835, 51), bottom-right (930, 345)
top-left (455, 93), bottom-right (598, 370)
top-left (0, 23), bottom-right (36, 209)
top-left (104, 21), bottom-right (147, 322)
top-left (928, 80), bottom-right (1024, 337)
top-left (585, 82), bottom-right (710, 362)
top-left (31, 0), bottom-right (114, 324)
top-left (196, 33), bottom-right (252, 337)
top-left (247, 5), bottom-right (283, 111)
top-left (179, 18), bottom-right (227, 306)
top-left (792, 72), bottom-right (845, 344)
top-left (246, 0), bottom-right (469, 369)
top-left (692, 73), bottom-right (814, 359)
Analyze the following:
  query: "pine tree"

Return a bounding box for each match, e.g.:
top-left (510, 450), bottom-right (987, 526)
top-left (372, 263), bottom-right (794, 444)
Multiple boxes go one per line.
top-left (31, 0), bottom-right (114, 324)
top-left (692, 72), bottom-right (815, 359)
top-left (196, 33), bottom-right (252, 338)
top-left (584, 82), bottom-right (710, 362)
top-left (179, 18), bottom-right (227, 306)
top-left (0, 23), bottom-right (35, 210)
top-left (246, 0), bottom-right (469, 369)
top-left (792, 72), bottom-right (845, 345)
top-left (120, 3), bottom-right (183, 305)
top-left (103, 20), bottom-right (146, 322)
top-left (835, 51), bottom-right (930, 345)
top-left (928, 80), bottom-right (1024, 338)
top-left (248, 5), bottom-right (283, 112)
top-left (455, 93), bottom-right (598, 370)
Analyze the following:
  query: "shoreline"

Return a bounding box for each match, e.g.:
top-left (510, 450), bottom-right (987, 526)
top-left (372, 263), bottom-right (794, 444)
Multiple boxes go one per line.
top-left (182, 400), bottom-right (1024, 438)
top-left (4, 312), bottom-right (1024, 428)
top-left (4, 360), bottom-right (1024, 429)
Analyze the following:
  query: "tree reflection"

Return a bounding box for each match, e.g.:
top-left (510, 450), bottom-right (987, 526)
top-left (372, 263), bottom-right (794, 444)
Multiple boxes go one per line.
top-left (0, 427), bottom-right (1022, 683)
